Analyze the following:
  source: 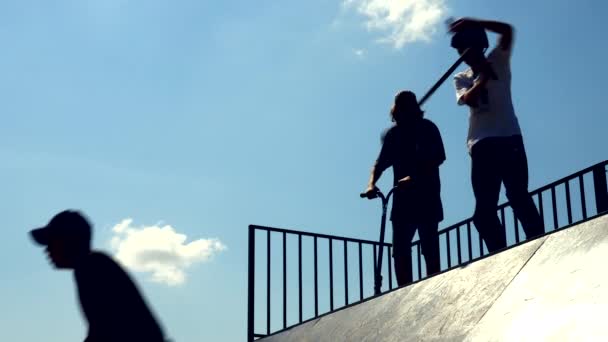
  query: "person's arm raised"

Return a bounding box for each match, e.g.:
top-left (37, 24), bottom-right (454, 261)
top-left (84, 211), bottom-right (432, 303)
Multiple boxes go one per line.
top-left (477, 19), bottom-right (514, 51)
top-left (450, 18), bottom-right (514, 52)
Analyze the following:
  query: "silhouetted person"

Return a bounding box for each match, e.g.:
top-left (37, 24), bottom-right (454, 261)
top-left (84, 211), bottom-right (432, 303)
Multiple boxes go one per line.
top-left (29, 210), bottom-right (167, 342)
top-left (364, 91), bottom-right (446, 286)
top-left (450, 18), bottom-right (544, 253)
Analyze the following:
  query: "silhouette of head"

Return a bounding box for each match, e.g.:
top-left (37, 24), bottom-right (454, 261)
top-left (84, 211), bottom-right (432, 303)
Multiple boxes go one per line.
top-left (30, 210), bottom-right (92, 269)
top-left (390, 91), bottom-right (423, 125)
top-left (451, 22), bottom-right (488, 68)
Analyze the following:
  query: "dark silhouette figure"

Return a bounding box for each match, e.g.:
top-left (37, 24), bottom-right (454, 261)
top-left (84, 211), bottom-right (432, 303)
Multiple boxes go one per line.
top-left (364, 91), bottom-right (446, 286)
top-left (450, 18), bottom-right (544, 252)
top-left (30, 210), bottom-right (167, 342)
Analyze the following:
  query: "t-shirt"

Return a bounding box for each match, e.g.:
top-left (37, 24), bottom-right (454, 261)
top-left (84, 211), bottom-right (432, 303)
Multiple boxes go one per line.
top-left (454, 46), bottom-right (522, 152)
top-left (375, 118), bottom-right (446, 223)
top-left (74, 251), bottom-right (166, 342)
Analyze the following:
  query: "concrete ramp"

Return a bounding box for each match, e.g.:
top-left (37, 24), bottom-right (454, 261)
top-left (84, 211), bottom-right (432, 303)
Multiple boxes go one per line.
top-left (261, 214), bottom-right (608, 342)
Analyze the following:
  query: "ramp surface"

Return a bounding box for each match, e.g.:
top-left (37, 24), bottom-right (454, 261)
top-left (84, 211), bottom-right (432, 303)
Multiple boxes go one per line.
top-left (261, 214), bottom-right (608, 342)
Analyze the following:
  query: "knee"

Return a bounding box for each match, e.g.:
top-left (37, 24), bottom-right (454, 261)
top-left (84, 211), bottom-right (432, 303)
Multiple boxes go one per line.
top-left (505, 177), bottom-right (531, 201)
top-left (392, 247), bottom-right (412, 262)
top-left (420, 240), bottom-right (439, 257)
top-left (475, 195), bottom-right (498, 210)
top-left (505, 187), bottom-right (530, 202)
top-left (473, 204), bottom-right (495, 220)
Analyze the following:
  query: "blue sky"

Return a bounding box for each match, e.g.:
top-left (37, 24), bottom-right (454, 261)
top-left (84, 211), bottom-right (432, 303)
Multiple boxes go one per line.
top-left (1, 0), bottom-right (607, 341)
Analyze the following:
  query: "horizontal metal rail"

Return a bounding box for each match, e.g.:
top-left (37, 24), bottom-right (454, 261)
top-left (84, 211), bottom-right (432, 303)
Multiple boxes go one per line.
top-left (248, 225), bottom-right (392, 246)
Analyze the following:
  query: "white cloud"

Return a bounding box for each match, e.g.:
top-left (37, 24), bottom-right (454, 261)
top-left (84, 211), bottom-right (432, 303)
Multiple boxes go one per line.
top-left (110, 219), bottom-right (226, 286)
top-left (343, 0), bottom-right (448, 49)
top-left (354, 48), bottom-right (367, 58)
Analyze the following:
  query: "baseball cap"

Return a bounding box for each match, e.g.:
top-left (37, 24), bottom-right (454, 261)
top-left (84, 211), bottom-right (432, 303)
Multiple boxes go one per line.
top-left (30, 210), bottom-right (92, 246)
top-left (450, 21), bottom-right (489, 50)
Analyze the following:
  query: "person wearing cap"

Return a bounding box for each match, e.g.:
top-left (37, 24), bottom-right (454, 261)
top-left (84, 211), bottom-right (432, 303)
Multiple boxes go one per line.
top-left (30, 210), bottom-right (167, 342)
top-left (363, 91), bottom-right (446, 286)
top-left (450, 18), bottom-right (544, 253)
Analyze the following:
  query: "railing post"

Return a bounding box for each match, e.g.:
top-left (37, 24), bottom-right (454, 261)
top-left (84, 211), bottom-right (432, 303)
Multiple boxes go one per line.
top-left (593, 164), bottom-right (608, 214)
top-left (247, 226), bottom-right (255, 342)
top-left (374, 197), bottom-right (389, 295)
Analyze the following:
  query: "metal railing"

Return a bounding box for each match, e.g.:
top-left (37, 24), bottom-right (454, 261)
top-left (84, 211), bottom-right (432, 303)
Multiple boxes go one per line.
top-left (247, 226), bottom-right (394, 341)
top-left (247, 160), bottom-right (608, 341)
top-left (438, 160), bottom-right (608, 271)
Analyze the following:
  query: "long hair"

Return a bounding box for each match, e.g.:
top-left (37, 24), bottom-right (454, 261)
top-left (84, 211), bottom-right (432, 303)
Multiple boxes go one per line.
top-left (390, 91), bottom-right (424, 124)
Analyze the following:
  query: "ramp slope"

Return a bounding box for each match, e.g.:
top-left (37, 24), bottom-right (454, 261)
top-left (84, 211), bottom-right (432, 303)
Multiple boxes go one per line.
top-left (261, 214), bottom-right (608, 342)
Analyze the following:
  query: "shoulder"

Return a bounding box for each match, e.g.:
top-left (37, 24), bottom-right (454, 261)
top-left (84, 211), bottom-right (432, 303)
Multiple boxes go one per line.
top-left (76, 251), bottom-right (134, 290)
top-left (420, 119), bottom-right (442, 137)
top-left (487, 46), bottom-right (511, 64)
top-left (454, 69), bottom-right (473, 81)
top-left (421, 118), bottom-right (436, 126)
top-left (88, 251), bottom-right (117, 266)
top-left (454, 69), bottom-right (474, 89)
top-left (381, 125), bottom-right (398, 143)
top-left (78, 251), bottom-right (122, 277)
top-left (421, 118), bottom-right (439, 131)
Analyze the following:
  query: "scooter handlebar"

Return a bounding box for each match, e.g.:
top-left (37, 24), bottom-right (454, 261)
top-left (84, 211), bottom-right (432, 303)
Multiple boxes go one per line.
top-left (360, 190), bottom-right (380, 199)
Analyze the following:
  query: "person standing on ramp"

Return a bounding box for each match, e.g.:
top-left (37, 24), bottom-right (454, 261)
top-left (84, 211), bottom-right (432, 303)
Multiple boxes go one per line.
top-left (450, 18), bottom-right (544, 253)
top-left (363, 91), bottom-right (446, 286)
